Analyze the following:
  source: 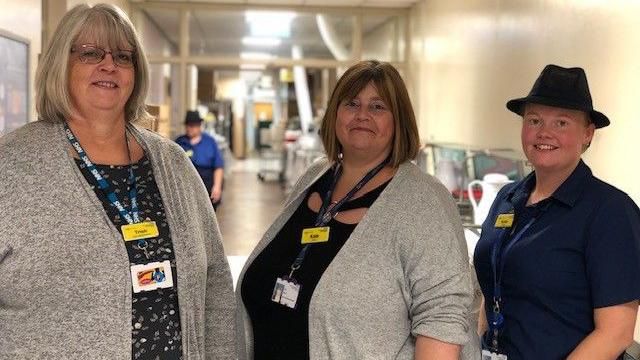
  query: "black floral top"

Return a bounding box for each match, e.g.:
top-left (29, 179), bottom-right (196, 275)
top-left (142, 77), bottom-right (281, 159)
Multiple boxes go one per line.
top-left (76, 156), bottom-right (183, 360)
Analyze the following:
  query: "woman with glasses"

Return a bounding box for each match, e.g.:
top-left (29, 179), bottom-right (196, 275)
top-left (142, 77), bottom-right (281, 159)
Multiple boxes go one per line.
top-left (0, 4), bottom-right (235, 359)
top-left (237, 60), bottom-right (479, 359)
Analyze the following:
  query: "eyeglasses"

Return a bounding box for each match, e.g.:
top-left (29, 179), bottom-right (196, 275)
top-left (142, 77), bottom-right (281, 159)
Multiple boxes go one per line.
top-left (340, 99), bottom-right (390, 116)
top-left (71, 44), bottom-right (135, 68)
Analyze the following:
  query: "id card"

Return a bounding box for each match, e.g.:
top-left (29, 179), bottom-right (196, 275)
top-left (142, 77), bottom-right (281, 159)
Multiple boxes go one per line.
top-left (130, 260), bottom-right (174, 293)
top-left (121, 221), bottom-right (159, 241)
top-left (185, 149), bottom-right (194, 158)
top-left (271, 277), bottom-right (300, 309)
top-left (494, 214), bottom-right (514, 228)
top-left (301, 226), bottom-right (330, 244)
top-left (482, 350), bottom-right (507, 360)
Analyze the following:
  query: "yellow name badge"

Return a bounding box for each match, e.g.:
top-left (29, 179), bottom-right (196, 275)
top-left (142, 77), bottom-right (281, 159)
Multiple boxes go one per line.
top-left (185, 149), bottom-right (194, 158)
top-left (301, 227), bottom-right (330, 244)
top-left (495, 213), bottom-right (514, 228)
top-left (121, 221), bottom-right (160, 241)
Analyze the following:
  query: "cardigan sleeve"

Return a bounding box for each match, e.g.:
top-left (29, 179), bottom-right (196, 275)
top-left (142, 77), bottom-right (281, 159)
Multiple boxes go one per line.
top-left (203, 220), bottom-right (237, 358)
top-left (398, 175), bottom-right (474, 346)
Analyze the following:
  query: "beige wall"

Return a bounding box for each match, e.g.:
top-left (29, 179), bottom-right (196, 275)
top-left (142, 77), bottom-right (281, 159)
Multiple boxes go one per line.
top-left (132, 7), bottom-right (178, 133)
top-left (362, 15), bottom-right (405, 62)
top-left (409, 0), bottom-right (640, 204)
top-left (0, 0), bottom-right (41, 122)
top-left (67, 0), bottom-right (129, 12)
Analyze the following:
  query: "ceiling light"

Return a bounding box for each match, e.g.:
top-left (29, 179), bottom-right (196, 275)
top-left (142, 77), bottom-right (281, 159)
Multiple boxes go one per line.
top-left (239, 63), bottom-right (267, 70)
top-left (240, 52), bottom-right (275, 60)
top-left (245, 11), bottom-right (296, 38)
top-left (245, 11), bottom-right (296, 23)
top-left (242, 37), bottom-right (282, 47)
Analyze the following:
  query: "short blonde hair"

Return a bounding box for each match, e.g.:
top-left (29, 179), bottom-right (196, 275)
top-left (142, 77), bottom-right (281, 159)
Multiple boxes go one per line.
top-left (36, 3), bottom-right (151, 123)
top-left (320, 60), bottom-right (419, 168)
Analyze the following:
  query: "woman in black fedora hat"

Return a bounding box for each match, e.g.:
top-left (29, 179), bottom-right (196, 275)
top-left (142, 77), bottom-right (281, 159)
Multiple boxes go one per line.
top-left (473, 64), bottom-right (640, 359)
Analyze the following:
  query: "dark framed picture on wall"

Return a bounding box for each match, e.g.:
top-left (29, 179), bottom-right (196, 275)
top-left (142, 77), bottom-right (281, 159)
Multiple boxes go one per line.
top-left (0, 29), bottom-right (29, 136)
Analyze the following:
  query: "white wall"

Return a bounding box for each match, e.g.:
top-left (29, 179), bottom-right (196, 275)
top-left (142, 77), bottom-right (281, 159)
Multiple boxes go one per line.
top-left (409, 0), bottom-right (640, 204)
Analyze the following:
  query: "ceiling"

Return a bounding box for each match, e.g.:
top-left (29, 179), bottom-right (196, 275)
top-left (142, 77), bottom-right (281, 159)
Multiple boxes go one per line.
top-left (135, 0), bottom-right (419, 8)
top-left (140, 2), bottom-right (409, 60)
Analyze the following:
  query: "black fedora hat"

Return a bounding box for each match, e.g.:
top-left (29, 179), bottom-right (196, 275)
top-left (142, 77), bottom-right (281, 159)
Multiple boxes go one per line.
top-left (184, 110), bottom-right (203, 125)
top-left (506, 64), bottom-right (610, 128)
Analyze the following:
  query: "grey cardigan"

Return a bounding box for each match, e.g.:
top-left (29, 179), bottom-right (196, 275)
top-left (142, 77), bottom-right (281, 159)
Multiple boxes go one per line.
top-left (236, 159), bottom-right (480, 359)
top-left (0, 121), bottom-right (235, 359)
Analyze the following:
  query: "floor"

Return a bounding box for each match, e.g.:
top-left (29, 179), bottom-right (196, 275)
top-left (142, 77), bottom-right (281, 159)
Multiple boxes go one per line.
top-left (214, 158), bottom-right (287, 286)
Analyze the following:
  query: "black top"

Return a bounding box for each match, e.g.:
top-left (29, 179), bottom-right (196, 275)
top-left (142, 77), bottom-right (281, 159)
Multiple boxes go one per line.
top-left (76, 156), bottom-right (183, 360)
top-left (241, 169), bottom-right (391, 360)
top-left (474, 160), bottom-right (640, 360)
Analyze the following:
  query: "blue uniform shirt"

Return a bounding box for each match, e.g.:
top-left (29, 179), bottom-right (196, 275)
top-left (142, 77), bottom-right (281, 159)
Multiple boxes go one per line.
top-left (175, 133), bottom-right (224, 194)
top-left (474, 160), bottom-right (640, 360)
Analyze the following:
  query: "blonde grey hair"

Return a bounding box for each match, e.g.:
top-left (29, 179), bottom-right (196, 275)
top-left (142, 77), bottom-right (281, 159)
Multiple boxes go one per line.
top-left (320, 60), bottom-right (420, 168)
top-left (35, 3), bottom-right (151, 123)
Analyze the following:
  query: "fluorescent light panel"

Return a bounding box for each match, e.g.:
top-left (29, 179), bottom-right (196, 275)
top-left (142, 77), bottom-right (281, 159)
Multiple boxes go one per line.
top-left (239, 63), bottom-right (267, 70)
top-left (240, 52), bottom-right (275, 60)
top-left (245, 10), bottom-right (296, 38)
top-left (242, 37), bottom-right (282, 47)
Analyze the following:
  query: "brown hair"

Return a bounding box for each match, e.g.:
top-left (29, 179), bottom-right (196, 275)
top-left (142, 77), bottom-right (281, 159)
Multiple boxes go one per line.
top-left (35, 3), bottom-right (151, 124)
top-left (320, 60), bottom-right (419, 167)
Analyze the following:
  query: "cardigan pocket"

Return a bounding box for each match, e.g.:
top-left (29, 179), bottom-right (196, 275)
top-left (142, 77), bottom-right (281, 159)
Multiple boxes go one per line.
top-left (0, 245), bottom-right (12, 264)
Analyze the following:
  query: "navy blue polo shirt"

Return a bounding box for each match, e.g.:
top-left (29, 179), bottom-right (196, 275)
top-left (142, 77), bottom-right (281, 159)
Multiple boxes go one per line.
top-left (474, 160), bottom-right (640, 360)
top-left (175, 132), bottom-right (224, 193)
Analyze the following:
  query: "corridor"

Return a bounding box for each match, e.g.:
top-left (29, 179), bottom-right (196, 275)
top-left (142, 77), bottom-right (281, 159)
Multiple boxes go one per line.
top-left (215, 158), bottom-right (288, 286)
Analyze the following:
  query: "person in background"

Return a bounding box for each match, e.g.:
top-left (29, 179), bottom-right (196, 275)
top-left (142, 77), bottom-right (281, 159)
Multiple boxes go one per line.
top-left (176, 110), bottom-right (225, 210)
top-left (474, 64), bottom-right (640, 360)
top-left (236, 60), bottom-right (479, 359)
top-left (0, 4), bottom-right (235, 359)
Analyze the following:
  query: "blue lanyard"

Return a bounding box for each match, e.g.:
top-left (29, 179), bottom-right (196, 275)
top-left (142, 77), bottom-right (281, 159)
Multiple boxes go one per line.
top-left (490, 217), bottom-right (536, 303)
top-left (288, 158), bottom-right (389, 277)
top-left (487, 200), bottom-right (551, 351)
top-left (64, 122), bottom-right (140, 224)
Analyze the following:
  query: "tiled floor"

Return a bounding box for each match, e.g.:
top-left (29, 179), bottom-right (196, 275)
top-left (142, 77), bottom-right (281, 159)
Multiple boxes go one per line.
top-left (215, 158), bottom-right (288, 285)
top-left (216, 158), bottom-right (287, 256)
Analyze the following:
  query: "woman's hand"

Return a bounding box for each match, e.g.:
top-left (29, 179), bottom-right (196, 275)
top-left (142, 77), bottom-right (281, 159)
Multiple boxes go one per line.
top-left (415, 335), bottom-right (461, 360)
top-left (210, 186), bottom-right (221, 202)
top-left (211, 168), bottom-right (224, 202)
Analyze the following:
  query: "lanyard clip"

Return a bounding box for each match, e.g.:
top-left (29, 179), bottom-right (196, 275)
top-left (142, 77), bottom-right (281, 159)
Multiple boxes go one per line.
top-left (288, 263), bottom-right (300, 278)
top-left (492, 298), bottom-right (501, 313)
top-left (490, 297), bottom-right (505, 330)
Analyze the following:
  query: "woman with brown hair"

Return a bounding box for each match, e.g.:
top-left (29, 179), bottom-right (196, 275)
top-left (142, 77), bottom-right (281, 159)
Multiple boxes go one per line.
top-left (237, 60), bottom-right (478, 359)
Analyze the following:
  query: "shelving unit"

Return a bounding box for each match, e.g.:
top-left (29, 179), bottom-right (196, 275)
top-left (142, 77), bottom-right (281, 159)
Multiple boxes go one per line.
top-left (417, 142), bottom-right (531, 260)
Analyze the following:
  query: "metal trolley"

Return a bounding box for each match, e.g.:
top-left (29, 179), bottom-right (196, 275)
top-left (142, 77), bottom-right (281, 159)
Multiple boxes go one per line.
top-left (256, 120), bottom-right (286, 183)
